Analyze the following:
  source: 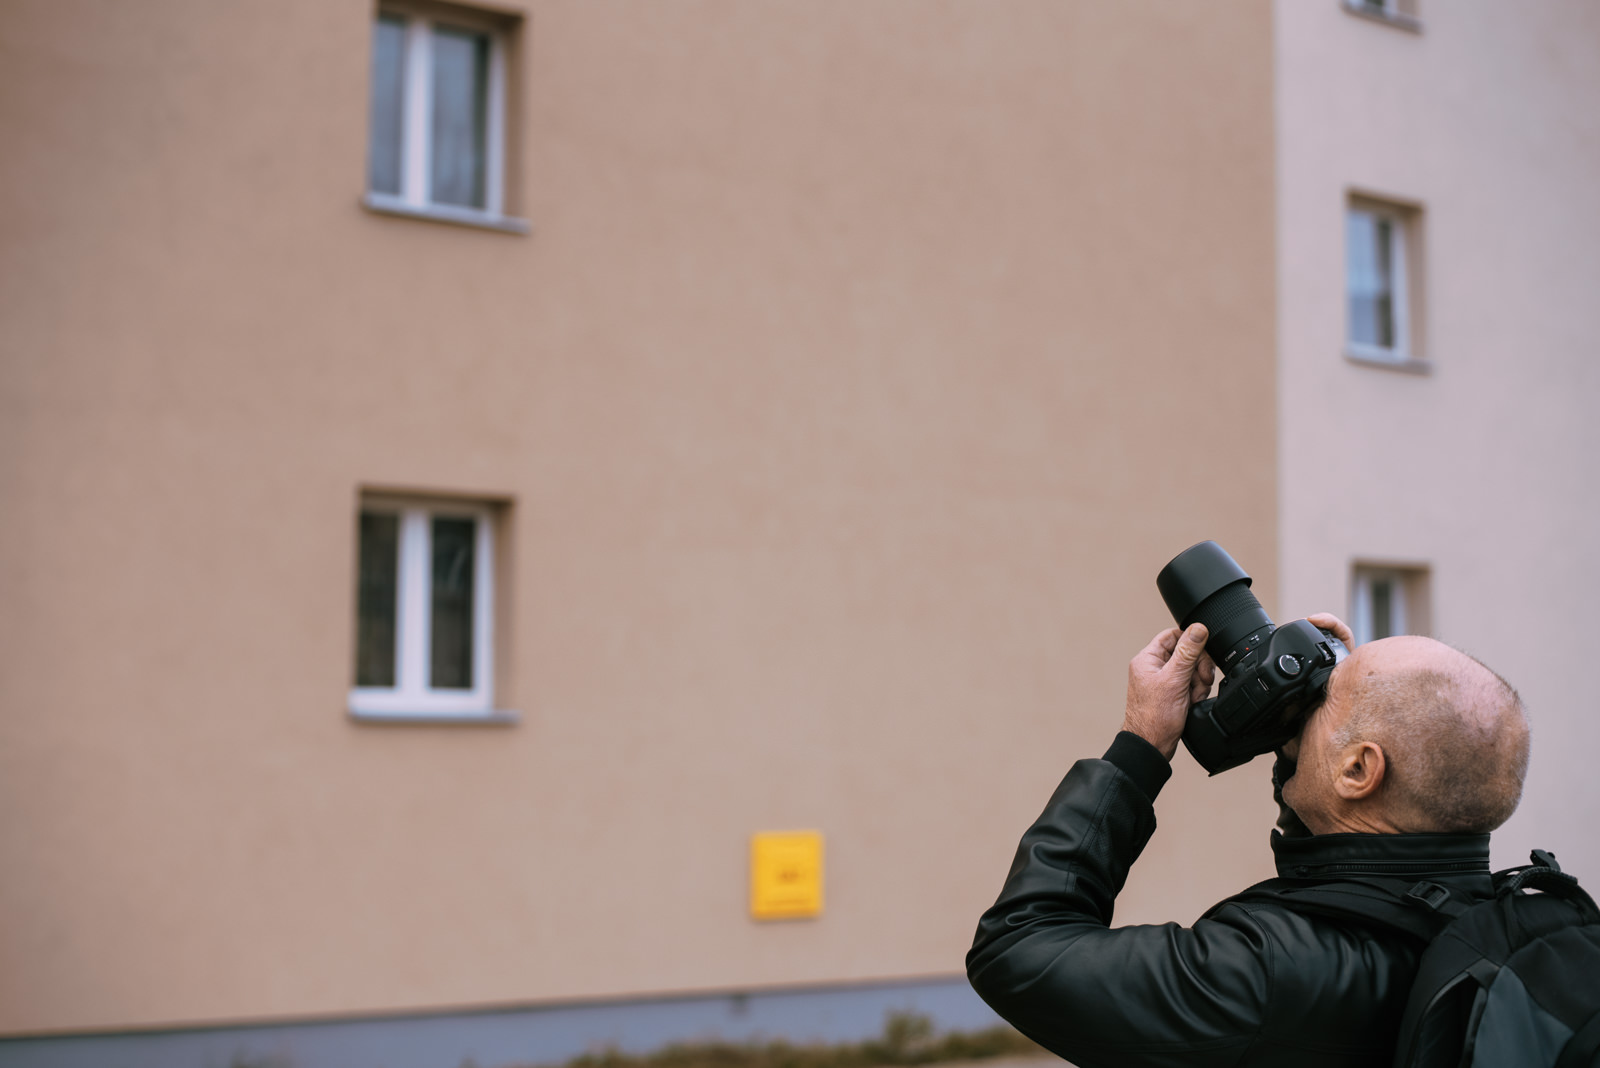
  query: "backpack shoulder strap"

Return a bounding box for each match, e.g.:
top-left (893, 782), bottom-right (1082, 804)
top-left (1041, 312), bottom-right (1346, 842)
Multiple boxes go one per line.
top-left (1217, 875), bottom-right (1464, 944)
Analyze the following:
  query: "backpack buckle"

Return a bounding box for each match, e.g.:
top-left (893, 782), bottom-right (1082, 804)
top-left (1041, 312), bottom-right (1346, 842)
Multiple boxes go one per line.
top-left (1406, 881), bottom-right (1452, 911)
top-left (1531, 849), bottom-right (1562, 873)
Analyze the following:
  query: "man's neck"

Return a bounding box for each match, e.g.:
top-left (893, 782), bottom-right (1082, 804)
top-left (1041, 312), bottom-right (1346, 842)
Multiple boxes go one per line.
top-left (1310, 807), bottom-right (1407, 835)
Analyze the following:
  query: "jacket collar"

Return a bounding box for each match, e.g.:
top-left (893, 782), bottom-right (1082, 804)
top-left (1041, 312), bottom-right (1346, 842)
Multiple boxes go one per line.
top-left (1270, 829), bottom-right (1491, 880)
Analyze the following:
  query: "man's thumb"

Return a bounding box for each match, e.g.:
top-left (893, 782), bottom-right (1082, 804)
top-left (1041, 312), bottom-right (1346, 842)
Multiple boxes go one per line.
top-left (1171, 623), bottom-right (1208, 667)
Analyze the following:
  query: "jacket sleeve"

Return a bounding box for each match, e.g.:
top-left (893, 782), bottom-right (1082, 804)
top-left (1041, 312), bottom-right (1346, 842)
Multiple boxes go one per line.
top-left (965, 734), bottom-right (1273, 1068)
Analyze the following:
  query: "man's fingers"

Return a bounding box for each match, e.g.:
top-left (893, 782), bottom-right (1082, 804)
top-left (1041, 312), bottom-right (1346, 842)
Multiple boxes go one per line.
top-left (1307, 612), bottom-right (1356, 649)
top-left (1136, 627), bottom-right (1182, 665)
top-left (1190, 654), bottom-right (1216, 701)
top-left (1166, 623), bottom-right (1208, 671)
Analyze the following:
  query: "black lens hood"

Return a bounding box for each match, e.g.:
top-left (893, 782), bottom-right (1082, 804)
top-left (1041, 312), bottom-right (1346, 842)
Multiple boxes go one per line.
top-left (1157, 541), bottom-right (1252, 625)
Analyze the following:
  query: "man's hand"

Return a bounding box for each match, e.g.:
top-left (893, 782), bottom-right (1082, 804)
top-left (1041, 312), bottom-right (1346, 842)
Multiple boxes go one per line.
top-left (1122, 624), bottom-right (1214, 762)
top-left (1306, 611), bottom-right (1356, 653)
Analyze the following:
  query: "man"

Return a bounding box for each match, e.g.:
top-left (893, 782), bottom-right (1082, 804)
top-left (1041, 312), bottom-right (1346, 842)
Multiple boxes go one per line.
top-left (966, 614), bottom-right (1530, 1068)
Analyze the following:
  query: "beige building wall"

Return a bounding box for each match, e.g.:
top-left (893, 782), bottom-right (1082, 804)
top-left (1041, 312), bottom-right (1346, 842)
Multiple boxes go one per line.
top-left (1275, 0), bottom-right (1600, 874)
top-left (0, 0), bottom-right (1277, 1035)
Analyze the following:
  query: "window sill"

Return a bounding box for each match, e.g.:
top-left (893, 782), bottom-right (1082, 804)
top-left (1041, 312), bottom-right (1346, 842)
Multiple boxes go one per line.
top-left (1341, 0), bottom-right (1422, 33)
top-left (348, 708), bottom-right (521, 726)
top-left (362, 193), bottom-right (531, 235)
top-left (1345, 347), bottom-right (1433, 375)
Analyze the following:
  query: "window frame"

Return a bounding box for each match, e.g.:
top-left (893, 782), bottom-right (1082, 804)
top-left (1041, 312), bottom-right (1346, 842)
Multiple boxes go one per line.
top-left (349, 495), bottom-right (507, 722)
top-left (363, 4), bottom-right (529, 235)
top-left (1350, 562), bottom-right (1432, 646)
top-left (1345, 196), bottom-right (1428, 374)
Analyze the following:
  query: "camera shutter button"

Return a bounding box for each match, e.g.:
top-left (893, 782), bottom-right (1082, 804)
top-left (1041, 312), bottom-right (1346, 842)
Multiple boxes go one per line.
top-left (1278, 654), bottom-right (1303, 677)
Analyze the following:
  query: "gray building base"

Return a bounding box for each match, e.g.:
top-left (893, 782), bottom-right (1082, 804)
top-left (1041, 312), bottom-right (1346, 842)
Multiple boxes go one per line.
top-left (0, 975), bottom-right (1002, 1068)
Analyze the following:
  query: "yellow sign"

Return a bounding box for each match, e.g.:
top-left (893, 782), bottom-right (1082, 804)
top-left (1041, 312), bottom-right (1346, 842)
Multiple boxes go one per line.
top-left (750, 830), bottom-right (824, 920)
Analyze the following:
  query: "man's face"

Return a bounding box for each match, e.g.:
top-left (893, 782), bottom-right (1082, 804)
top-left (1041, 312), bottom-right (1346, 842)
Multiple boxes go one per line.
top-left (1279, 658), bottom-right (1356, 834)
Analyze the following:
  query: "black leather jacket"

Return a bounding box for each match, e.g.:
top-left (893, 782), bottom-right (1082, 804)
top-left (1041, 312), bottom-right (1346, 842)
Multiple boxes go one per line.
top-left (966, 733), bottom-right (1493, 1068)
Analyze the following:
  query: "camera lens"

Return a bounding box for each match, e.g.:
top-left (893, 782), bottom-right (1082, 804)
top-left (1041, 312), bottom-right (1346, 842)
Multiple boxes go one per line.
top-left (1156, 541), bottom-right (1275, 670)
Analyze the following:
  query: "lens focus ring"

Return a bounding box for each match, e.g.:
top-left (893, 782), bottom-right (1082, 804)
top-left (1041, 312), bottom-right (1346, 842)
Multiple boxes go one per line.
top-left (1187, 581), bottom-right (1274, 666)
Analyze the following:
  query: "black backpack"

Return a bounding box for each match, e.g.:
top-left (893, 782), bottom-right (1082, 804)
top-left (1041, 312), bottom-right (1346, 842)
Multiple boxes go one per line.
top-left (1233, 850), bottom-right (1600, 1068)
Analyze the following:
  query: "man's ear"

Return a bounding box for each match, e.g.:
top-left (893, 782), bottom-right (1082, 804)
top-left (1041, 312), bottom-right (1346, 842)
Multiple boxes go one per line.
top-left (1332, 741), bottom-right (1387, 801)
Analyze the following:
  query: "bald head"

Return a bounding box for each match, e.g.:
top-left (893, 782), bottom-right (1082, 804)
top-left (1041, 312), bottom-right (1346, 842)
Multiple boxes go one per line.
top-left (1328, 637), bottom-right (1529, 833)
top-left (1281, 635), bottom-right (1530, 836)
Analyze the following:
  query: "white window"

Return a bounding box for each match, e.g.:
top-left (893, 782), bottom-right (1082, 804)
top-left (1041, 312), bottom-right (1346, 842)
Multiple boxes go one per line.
top-left (1346, 204), bottom-right (1407, 359)
top-left (1342, 0), bottom-right (1422, 30)
top-left (1351, 564), bottom-right (1430, 646)
top-left (350, 498), bottom-right (501, 720)
top-left (1346, 198), bottom-right (1425, 369)
top-left (365, 5), bottom-right (527, 233)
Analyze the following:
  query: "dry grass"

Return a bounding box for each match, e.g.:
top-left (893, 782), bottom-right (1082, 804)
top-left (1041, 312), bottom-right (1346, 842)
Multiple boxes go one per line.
top-left (532, 1012), bottom-right (1044, 1068)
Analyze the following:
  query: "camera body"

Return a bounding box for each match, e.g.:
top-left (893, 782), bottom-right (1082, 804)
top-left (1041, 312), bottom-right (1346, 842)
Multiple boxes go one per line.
top-left (1157, 541), bottom-right (1348, 775)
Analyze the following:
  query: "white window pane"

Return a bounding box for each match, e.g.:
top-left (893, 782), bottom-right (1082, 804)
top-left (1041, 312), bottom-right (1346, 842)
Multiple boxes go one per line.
top-left (429, 516), bottom-right (476, 690)
top-left (368, 15), bottom-right (408, 196)
top-left (429, 27), bottom-right (489, 209)
top-left (1347, 210), bottom-right (1397, 349)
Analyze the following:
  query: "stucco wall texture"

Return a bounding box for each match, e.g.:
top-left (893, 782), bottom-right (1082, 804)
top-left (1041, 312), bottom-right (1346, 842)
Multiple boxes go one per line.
top-left (0, 0), bottom-right (1281, 1035)
top-left (1274, 0), bottom-right (1600, 877)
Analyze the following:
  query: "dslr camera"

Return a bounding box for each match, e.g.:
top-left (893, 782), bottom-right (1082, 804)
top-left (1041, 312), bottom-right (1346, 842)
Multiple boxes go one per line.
top-left (1156, 541), bottom-right (1349, 774)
